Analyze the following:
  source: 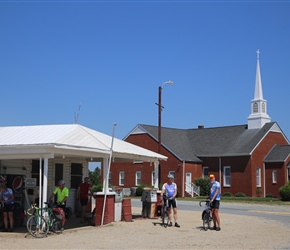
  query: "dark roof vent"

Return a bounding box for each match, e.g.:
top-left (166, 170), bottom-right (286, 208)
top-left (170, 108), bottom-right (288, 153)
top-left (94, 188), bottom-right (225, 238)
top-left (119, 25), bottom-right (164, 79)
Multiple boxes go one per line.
top-left (198, 125), bottom-right (204, 129)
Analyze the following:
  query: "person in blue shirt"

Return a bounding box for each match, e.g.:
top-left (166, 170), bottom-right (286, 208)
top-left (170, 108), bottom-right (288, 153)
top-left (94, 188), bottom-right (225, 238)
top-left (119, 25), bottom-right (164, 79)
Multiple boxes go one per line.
top-left (160, 174), bottom-right (180, 228)
top-left (209, 174), bottom-right (221, 231)
top-left (0, 183), bottom-right (15, 232)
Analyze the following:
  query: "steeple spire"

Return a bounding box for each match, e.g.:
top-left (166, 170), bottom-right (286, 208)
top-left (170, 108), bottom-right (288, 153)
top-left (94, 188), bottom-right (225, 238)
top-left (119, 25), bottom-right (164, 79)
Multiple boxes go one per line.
top-left (254, 49), bottom-right (263, 100)
top-left (247, 50), bottom-right (271, 129)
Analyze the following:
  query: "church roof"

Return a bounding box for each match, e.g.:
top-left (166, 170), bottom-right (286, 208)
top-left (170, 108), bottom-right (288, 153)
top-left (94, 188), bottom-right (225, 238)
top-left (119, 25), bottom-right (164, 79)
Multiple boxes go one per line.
top-left (264, 145), bottom-right (290, 162)
top-left (128, 122), bottom-right (287, 162)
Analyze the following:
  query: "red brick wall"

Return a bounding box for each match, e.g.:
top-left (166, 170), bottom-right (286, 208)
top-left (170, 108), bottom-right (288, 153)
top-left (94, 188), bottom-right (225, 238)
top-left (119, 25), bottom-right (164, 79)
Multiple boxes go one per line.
top-left (251, 131), bottom-right (288, 197)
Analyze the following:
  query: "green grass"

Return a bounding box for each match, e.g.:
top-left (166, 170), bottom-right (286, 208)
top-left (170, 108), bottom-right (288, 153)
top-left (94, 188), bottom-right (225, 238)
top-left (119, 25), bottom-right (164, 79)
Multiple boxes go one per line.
top-left (179, 196), bottom-right (290, 205)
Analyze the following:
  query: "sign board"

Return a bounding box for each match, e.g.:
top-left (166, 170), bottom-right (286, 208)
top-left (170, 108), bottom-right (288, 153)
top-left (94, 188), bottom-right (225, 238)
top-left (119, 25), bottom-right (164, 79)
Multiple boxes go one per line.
top-left (25, 178), bottom-right (37, 188)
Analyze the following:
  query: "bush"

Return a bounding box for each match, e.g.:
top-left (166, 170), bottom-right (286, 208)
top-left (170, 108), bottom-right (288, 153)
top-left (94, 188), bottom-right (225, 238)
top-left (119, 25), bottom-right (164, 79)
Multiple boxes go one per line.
top-left (235, 192), bottom-right (246, 197)
top-left (265, 193), bottom-right (276, 198)
top-left (279, 182), bottom-right (290, 201)
top-left (92, 184), bottom-right (103, 193)
top-left (135, 184), bottom-right (153, 196)
top-left (222, 192), bottom-right (234, 197)
top-left (194, 178), bottom-right (210, 196)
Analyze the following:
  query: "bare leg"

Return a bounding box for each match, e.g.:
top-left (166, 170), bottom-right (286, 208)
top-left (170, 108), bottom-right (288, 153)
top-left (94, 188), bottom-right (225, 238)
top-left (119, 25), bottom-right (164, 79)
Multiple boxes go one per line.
top-left (3, 212), bottom-right (8, 229)
top-left (8, 212), bottom-right (13, 229)
top-left (173, 207), bottom-right (178, 223)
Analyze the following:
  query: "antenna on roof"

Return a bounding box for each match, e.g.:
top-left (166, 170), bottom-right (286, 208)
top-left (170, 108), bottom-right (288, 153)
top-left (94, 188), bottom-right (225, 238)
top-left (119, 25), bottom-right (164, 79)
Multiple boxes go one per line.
top-left (74, 103), bottom-right (81, 124)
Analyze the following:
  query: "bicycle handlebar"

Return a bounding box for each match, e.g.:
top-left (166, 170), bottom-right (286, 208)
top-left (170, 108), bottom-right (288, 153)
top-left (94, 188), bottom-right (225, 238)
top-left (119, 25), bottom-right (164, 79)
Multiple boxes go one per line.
top-left (199, 199), bottom-right (211, 207)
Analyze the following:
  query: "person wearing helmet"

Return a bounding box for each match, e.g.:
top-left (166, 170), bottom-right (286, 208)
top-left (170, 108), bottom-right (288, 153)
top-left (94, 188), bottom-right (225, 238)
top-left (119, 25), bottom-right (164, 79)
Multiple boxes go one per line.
top-left (209, 174), bottom-right (221, 231)
top-left (160, 174), bottom-right (180, 228)
top-left (49, 179), bottom-right (69, 230)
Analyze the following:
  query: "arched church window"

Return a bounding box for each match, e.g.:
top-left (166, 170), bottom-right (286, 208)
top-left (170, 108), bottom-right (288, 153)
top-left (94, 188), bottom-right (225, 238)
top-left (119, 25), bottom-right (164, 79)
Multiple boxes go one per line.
top-left (253, 102), bottom-right (258, 113)
top-left (262, 102), bottom-right (266, 113)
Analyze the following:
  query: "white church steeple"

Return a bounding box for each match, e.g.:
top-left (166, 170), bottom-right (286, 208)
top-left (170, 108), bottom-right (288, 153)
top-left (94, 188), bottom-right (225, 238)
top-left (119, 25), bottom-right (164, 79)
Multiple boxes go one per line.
top-left (247, 50), bottom-right (271, 129)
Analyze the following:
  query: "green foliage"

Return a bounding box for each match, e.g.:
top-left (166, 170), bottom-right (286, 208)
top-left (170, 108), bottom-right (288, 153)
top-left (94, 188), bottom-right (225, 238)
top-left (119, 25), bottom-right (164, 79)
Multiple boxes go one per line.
top-left (235, 192), bottom-right (246, 197)
top-left (89, 167), bottom-right (101, 186)
top-left (265, 193), bottom-right (276, 198)
top-left (256, 187), bottom-right (262, 197)
top-left (279, 181), bottom-right (290, 201)
top-left (222, 192), bottom-right (234, 197)
top-left (194, 178), bottom-right (210, 196)
top-left (92, 184), bottom-right (103, 193)
top-left (135, 184), bottom-right (153, 196)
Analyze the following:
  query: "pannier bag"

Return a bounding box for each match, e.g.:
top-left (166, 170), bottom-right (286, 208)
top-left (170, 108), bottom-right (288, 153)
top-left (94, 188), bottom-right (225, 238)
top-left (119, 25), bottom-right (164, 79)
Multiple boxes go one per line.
top-left (52, 207), bottom-right (66, 224)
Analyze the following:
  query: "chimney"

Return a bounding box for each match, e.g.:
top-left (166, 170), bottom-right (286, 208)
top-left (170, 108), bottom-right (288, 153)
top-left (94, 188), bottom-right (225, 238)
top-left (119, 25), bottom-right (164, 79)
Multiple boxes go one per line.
top-left (198, 125), bottom-right (204, 129)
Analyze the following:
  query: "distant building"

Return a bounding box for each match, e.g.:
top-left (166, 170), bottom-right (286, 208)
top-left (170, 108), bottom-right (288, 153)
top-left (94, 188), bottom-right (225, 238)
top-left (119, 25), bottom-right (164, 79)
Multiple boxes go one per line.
top-left (110, 51), bottom-right (290, 198)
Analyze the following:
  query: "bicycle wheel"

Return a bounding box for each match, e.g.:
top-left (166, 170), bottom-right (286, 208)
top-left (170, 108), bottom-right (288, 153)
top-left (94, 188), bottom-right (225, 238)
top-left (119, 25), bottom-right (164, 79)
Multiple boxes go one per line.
top-left (162, 208), bottom-right (169, 228)
top-left (202, 212), bottom-right (211, 231)
top-left (27, 216), bottom-right (48, 238)
top-left (51, 218), bottom-right (62, 234)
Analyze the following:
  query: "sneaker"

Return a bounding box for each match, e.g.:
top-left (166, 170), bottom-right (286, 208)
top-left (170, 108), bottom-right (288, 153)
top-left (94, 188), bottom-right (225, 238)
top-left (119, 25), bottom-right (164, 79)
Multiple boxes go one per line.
top-left (174, 222), bottom-right (180, 228)
top-left (3, 228), bottom-right (8, 232)
top-left (210, 226), bottom-right (217, 230)
top-left (9, 228), bottom-right (14, 232)
top-left (168, 222), bottom-right (172, 227)
top-left (61, 227), bottom-right (64, 231)
top-left (216, 227), bottom-right (221, 231)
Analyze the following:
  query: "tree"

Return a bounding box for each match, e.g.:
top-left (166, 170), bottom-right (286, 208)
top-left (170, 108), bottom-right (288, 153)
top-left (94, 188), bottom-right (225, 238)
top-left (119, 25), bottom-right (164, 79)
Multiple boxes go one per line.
top-left (89, 167), bottom-right (101, 186)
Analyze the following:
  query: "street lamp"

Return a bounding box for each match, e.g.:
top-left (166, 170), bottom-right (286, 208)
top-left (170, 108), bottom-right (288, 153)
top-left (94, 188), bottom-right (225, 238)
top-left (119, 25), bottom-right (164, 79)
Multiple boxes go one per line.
top-left (156, 80), bottom-right (174, 187)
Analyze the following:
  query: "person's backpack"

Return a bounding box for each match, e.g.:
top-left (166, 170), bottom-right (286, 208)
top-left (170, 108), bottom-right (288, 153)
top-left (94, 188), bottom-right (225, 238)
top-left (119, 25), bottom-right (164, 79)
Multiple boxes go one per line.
top-left (52, 207), bottom-right (66, 225)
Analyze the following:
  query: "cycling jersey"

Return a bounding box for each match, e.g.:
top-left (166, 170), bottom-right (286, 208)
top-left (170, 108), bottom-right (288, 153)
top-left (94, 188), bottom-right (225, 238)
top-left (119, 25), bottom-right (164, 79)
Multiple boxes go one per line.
top-left (210, 181), bottom-right (221, 201)
top-left (162, 182), bottom-right (177, 198)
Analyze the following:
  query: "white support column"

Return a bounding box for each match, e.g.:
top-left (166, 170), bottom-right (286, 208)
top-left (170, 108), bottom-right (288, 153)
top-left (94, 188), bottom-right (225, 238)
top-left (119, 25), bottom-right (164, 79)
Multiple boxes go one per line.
top-left (39, 158), bottom-right (42, 208)
top-left (102, 157), bottom-right (109, 193)
top-left (154, 161), bottom-right (159, 189)
top-left (43, 158), bottom-right (48, 206)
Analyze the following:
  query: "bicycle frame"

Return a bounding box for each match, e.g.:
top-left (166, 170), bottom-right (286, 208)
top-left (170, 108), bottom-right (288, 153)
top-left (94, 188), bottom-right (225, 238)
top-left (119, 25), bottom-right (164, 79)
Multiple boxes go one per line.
top-left (199, 200), bottom-right (212, 231)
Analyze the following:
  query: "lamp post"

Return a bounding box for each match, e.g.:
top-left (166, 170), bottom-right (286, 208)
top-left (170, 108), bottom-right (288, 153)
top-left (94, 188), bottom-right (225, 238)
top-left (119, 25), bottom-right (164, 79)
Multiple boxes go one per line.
top-left (156, 80), bottom-right (174, 187)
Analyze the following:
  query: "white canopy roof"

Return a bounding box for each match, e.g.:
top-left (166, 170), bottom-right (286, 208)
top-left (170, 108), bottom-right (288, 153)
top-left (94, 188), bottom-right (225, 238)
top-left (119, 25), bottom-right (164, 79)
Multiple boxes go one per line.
top-left (0, 124), bottom-right (167, 162)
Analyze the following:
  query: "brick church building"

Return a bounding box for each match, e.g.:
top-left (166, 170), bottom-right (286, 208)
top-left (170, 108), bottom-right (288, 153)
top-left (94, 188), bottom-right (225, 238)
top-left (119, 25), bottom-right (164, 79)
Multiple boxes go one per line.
top-left (110, 51), bottom-right (290, 198)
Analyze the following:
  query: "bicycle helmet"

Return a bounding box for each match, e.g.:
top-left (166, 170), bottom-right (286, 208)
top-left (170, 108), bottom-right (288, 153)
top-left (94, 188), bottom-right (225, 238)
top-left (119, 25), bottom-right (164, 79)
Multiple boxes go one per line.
top-left (58, 180), bottom-right (65, 185)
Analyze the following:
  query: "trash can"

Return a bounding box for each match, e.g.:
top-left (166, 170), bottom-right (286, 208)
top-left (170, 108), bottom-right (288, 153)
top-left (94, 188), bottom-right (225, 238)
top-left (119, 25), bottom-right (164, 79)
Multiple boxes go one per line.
top-left (130, 187), bottom-right (137, 196)
top-left (112, 187), bottom-right (123, 222)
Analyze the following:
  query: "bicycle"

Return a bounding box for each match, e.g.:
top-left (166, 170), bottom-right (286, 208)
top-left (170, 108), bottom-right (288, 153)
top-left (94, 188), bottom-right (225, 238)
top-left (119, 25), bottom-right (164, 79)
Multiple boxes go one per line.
top-left (161, 195), bottom-right (170, 228)
top-left (199, 200), bottom-right (212, 231)
top-left (26, 202), bottom-right (63, 238)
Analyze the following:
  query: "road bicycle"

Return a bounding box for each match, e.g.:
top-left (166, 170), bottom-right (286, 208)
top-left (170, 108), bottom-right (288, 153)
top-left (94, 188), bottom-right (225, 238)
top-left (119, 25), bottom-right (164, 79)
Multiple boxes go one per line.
top-left (199, 200), bottom-right (212, 231)
top-left (161, 195), bottom-right (170, 228)
top-left (26, 202), bottom-right (63, 238)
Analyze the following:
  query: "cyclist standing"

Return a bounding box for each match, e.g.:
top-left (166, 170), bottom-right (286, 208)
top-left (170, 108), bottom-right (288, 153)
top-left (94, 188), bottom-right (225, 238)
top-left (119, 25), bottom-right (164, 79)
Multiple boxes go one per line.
top-left (160, 174), bottom-right (180, 228)
top-left (209, 174), bottom-right (221, 231)
top-left (0, 183), bottom-right (14, 232)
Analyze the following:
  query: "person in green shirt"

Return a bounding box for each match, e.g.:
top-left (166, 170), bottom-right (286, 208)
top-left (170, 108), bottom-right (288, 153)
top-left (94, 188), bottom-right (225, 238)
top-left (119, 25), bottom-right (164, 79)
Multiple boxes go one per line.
top-left (49, 179), bottom-right (69, 230)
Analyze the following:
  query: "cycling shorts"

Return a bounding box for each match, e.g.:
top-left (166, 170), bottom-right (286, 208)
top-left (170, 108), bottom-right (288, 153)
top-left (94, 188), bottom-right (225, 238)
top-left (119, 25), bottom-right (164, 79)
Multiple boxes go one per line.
top-left (3, 203), bottom-right (14, 212)
top-left (211, 200), bottom-right (220, 209)
top-left (168, 198), bottom-right (177, 209)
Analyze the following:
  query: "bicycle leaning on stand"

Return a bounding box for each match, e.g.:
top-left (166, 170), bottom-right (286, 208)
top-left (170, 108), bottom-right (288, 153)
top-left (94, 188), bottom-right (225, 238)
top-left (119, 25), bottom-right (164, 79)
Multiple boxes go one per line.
top-left (199, 199), bottom-right (212, 231)
top-left (26, 202), bottom-right (63, 238)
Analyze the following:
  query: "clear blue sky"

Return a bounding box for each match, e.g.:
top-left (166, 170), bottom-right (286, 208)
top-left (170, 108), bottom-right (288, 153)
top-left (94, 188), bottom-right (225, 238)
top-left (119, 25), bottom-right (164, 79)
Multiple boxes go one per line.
top-left (1, 1), bottom-right (290, 153)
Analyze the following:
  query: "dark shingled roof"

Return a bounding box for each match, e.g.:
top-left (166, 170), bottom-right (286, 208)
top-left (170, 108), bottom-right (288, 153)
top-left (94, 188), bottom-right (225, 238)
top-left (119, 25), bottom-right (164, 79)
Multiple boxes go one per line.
top-left (264, 145), bottom-right (290, 162)
top-left (137, 122), bottom-right (280, 162)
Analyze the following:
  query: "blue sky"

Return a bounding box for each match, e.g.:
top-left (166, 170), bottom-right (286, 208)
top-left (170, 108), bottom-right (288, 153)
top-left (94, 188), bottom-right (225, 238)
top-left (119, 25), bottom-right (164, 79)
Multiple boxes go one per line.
top-left (1, 0), bottom-right (290, 163)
